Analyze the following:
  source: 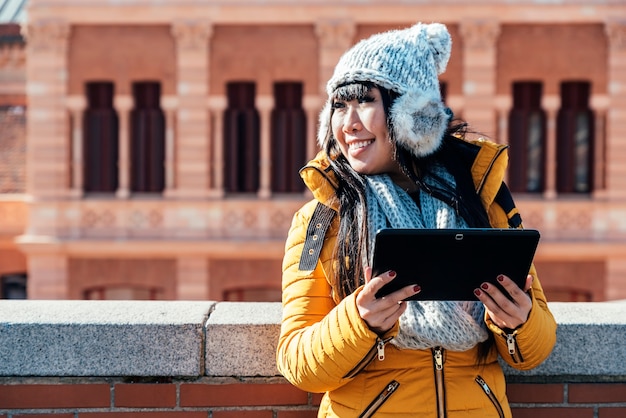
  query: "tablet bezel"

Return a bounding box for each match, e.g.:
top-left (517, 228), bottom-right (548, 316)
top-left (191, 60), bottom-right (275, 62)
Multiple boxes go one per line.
top-left (372, 228), bottom-right (540, 301)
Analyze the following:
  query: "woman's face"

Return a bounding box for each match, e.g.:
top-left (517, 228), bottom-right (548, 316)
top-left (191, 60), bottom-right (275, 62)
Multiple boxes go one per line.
top-left (330, 86), bottom-right (401, 176)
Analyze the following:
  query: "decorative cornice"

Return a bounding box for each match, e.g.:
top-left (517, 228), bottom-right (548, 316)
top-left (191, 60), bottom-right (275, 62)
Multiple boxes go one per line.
top-left (459, 19), bottom-right (500, 50)
top-left (605, 19), bottom-right (626, 51)
top-left (315, 19), bottom-right (356, 50)
top-left (171, 20), bottom-right (213, 51)
top-left (24, 19), bottom-right (71, 53)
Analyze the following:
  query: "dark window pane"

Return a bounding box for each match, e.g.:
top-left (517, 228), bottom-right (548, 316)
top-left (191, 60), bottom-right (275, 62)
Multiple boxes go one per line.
top-left (83, 81), bottom-right (119, 193)
top-left (271, 82), bottom-right (306, 193)
top-left (130, 81), bottom-right (165, 193)
top-left (556, 81), bottom-right (594, 194)
top-left (507, 82), bottom-right (546, 193)
top-left (1, 273), bottom-right (27, 299)
top-left (224, 82), bottom-right (260, 193)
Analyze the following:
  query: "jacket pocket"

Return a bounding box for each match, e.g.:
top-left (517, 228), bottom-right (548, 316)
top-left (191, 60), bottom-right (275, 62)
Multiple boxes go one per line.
top-left (475, 375), bottom-right (505, 418)
top-left (359, 380), bottom-right (400, 418)
top-left (343, 337), bottom-right (393, 379)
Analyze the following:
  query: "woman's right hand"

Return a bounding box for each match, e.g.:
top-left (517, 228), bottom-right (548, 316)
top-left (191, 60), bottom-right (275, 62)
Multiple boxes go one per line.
top-left (356, 267), bottom-right (421, 334)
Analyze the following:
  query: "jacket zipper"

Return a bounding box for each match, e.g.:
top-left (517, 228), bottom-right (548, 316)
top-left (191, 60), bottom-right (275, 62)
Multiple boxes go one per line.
top-left (502, 332), bottom-right (524, 363)
top-left (343, 336), bottom-right (393, 379)
top-left (475, 145), bottom-right (508, 195)
top-left (475, 375), bottom-right (505, 418)
top-left (432, 346), bottom-right (446, 418)
top-left (358, 380), bottom-right (400, 418)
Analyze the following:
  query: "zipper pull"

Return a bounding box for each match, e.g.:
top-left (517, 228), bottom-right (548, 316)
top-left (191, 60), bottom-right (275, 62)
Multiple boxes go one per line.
top-left (433, 347), bottom-right (443, 370)
top-left (475, 376), bottom-right (491, 394)
top-left (377, 338), bottom-right (386, 361)
top-left (506, 333), bottom-right (516, 355)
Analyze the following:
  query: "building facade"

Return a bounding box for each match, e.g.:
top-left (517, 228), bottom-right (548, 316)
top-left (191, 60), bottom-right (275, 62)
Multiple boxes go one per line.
top-left (1, 0), bottom-right (626, 301)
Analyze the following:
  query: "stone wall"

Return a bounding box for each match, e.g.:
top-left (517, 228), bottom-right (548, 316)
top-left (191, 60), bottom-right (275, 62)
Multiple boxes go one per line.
top-left (0, 301), bottom-right (625, 417)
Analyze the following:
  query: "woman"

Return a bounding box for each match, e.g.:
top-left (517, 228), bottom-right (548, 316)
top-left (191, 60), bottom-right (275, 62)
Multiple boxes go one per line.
top-left (276, 22), bottom-right (556, 417)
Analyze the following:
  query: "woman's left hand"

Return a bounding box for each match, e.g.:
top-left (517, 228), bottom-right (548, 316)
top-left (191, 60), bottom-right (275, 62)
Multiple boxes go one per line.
top-left (474, 274), bottom-right (533, 330)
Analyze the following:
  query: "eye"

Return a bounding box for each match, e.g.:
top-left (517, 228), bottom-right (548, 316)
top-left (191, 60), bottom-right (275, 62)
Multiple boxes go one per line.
top-left (357, 95), bottom-right (375, 104)
top-left (331, 101), bottom-right (346, 110)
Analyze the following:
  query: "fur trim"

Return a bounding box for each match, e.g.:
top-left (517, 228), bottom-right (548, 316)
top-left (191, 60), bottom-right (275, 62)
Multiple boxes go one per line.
top-left (390, 90), bottom-right (448, 157)
top-left (317, 101), bottom-right (331, 148)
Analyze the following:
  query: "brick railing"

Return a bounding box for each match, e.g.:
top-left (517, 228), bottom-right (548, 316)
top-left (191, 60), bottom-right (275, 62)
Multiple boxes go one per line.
top-left (1, 301), bottom-right (625, 417)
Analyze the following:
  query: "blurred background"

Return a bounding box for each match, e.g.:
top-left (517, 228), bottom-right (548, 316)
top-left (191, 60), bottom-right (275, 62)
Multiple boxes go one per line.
top-left (0, 0), bottom-right (625, 302)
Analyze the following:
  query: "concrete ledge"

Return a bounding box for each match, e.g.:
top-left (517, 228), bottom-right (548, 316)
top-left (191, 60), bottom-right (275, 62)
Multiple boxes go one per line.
top-left (0, 300), bottom-right (625, 381)
top-left (0, 300), bottom-right (215, 376)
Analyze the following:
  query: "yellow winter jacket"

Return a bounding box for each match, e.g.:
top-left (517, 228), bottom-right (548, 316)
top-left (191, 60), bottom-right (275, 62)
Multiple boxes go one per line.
top-left (277, 138), bottom-right (557, 417)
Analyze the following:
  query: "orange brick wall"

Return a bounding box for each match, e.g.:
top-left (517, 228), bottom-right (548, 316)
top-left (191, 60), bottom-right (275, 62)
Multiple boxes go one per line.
top-left (1, 378), bottom-right (625, 417)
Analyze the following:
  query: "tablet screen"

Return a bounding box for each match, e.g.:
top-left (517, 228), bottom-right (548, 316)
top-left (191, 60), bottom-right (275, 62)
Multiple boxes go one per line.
top-left (372, 228), bottom-right (540, 301)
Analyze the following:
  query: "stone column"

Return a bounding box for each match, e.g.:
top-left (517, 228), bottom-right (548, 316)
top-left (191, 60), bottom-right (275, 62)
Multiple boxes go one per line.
top-left (176, 257), bottom-right (209, 300)
top-left (24, 19), bottom-right (71, 198)
top-left (303, 95), bottom-right (323, 160)
top-left (604, 20), bottom-right (626, 200)
top-left (207, 95), bottom-right (227, 197)
top-left (315, 19), bottom-right (356, 94)
top-left (542, 95), bottom-right (560, 200)
top-left (171, 20), bottom-right (213, 199)
top-left (114, 95), bottom-right (133, 199)
top-left (459, 19), bottom-right (500, 136)
top-left (591, 94), bottom-right (609, 199)
top-left (162, 95), bottom-right (178, 196)
top-left (257, 95), bottom-right (274, 199)
top-left (66, 95), bottom-right (86, 199)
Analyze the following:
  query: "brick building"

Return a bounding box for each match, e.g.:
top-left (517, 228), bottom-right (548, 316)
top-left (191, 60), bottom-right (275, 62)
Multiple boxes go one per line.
top-left (0, 0), bottom-right (626, 301)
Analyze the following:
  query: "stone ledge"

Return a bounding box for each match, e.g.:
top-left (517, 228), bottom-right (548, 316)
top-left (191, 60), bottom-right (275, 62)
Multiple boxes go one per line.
top-left (0, 300), bottom-right (625, 381)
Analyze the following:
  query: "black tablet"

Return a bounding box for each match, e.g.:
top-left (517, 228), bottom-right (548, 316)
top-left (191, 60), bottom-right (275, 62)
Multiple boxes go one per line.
top-left (372, 228), bottom-right (540, 301)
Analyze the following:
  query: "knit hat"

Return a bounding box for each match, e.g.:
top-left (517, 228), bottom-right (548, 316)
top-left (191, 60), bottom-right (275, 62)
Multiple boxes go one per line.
top-left (318, 22), bottom-right (452, 157)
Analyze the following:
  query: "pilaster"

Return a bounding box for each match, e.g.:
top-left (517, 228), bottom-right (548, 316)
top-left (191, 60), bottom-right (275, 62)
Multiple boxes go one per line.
top-left (176, 257), bottom-right (209, 300)
top-left (315, 19), bottom-right (356, 95)
top-left (459, 19), bottom-right (500, 136)
top-left (604, 20), bottom-right (626, 200)
top-left (23, 19), bottom-right (71, 199)
top-left (170, 20), bottom-right (213, 199)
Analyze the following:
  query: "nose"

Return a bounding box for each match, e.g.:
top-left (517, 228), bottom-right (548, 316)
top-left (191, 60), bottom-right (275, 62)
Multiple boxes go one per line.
top-left (343, 105), bottom-right (363, 132)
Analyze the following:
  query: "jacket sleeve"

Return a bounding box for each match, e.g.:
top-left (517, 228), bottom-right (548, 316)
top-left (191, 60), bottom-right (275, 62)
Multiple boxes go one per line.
top-left (275, 203), bottom-right (382, 393)
top-left (486, 263), bottom-right (557, 370)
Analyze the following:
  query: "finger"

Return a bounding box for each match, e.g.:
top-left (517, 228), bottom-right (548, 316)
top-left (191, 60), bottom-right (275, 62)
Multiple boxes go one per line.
top-left (363, 266), bottom-right (374, 284)
top-left (495, 275), bottom-right (531, 306)
top-left (523, 274), bottom-right (534, 292)
top-left (363, 269), bottom-right (398, 298)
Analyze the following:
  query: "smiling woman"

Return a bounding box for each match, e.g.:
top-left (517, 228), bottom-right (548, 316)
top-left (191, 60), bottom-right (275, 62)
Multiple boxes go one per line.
top-left (276, 22), bottom-right (557, 418)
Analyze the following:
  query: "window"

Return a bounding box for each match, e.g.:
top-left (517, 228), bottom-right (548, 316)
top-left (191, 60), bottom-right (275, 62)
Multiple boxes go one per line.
top-left (84, 285), bottom-right (163, 300)
top-left (130, 81), bottom-right (166, 194)
top-left (83, 81), bottom-right (119, 193)
top-left (556, 81), bottom-right (594, 194)
top-left (1, 273), bottom-right (27, 299)
top-left (271, 82), bottom-right (306, 193)
top-left (223, 287), bottom-right (281, 302)
top-left (223, 82), bottom-right (260, 193)
top-left (507, 82), bottom-right (547, 193)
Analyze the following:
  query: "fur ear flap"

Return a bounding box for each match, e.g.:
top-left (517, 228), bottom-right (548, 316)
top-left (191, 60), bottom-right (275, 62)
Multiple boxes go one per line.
top-left (390, 90), bottom-right (448, 157)
top-left (317, 101), bottom-right (332, 148)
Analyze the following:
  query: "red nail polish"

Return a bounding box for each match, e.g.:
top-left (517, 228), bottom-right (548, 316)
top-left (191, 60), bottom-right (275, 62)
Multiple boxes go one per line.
top-left (388, 270), bottom-right (396, 278)
top-left (481, 283), bottom-right (489, 290)
top-left (474, 289), bottom-right (481, 297)
top-left (497, 275), bottom-right (504, 282)
top-left (413, 285), bottom-right (421, 293)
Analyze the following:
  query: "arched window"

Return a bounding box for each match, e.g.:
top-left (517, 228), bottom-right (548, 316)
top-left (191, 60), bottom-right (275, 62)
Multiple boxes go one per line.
top-left (271, 81), bottom-right (306, 193)
top-left (1, 273), bottom-right (27, 299)
top-left (507, 81), bottom-right (547, 193)
top-left (130, 81), bottom-right (165, 193)
top-left (556, 81), bottom-right (594, 194)
top-left (223, 82), bottom-right (260, 193)
top-left (83, 81), bottom-right (119, 193)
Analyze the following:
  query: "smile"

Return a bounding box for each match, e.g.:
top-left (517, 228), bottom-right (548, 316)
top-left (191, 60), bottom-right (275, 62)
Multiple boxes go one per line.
top-left (348, 140), bottom-right (374, 151)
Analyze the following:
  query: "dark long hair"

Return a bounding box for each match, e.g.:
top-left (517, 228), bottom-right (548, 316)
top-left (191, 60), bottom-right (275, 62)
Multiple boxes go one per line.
top-left (323, 81), bottom-right (494, 361)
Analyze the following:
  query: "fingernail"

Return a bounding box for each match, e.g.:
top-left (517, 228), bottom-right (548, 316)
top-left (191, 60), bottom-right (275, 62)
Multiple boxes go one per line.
top-left (474, 289), bottom-right (481, 297)
top-left (413, 285), bottom-right (421, 293)
top-left (481, 283), bottom-right (489, 290)
top-left (388, 270), bottom-right (396, 278)
top-left (497, 274), bottom-right (504, 282)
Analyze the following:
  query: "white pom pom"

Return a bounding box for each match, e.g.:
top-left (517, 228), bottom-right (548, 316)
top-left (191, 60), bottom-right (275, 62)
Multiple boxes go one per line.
top-left (424, 23), bottom-right (452, 75)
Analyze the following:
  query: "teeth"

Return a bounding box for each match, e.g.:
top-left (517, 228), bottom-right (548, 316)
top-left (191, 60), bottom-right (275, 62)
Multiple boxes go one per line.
top-left (348, 140), bottom-right (373, 150)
